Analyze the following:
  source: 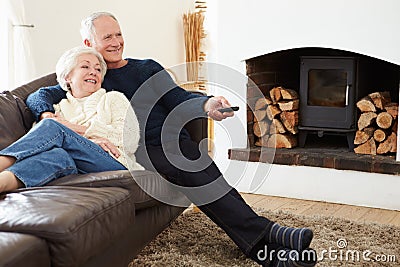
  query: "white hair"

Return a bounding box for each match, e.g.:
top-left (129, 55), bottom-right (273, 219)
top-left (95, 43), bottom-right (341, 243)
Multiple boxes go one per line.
top-left (56, 46), bottom-right (107, 91)
top-left (80, 12), bottom-right (118, 43)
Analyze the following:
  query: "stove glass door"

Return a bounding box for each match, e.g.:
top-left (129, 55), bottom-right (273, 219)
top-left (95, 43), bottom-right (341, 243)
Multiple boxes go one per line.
top-left (307, 69), bottom-right (348, 107)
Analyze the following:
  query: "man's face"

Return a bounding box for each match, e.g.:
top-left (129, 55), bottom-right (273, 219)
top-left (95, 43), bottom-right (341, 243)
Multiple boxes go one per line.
top-left (91, 16), bottom-right (124, 69)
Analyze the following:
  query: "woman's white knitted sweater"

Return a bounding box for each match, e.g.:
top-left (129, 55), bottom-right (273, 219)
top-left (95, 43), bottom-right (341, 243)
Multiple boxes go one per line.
top-left (54, 88), bottom-right (143, 170)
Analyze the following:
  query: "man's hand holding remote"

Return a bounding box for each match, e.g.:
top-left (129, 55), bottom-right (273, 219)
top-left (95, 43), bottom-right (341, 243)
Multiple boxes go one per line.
top-left (204, 96), bottom-right (237, 121)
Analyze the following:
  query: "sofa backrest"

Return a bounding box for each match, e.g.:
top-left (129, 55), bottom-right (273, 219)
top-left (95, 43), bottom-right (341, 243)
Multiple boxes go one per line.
top-left (12, 73), bottom-right (57, 101)
top-left (0, 73), bottom-right (57, 150)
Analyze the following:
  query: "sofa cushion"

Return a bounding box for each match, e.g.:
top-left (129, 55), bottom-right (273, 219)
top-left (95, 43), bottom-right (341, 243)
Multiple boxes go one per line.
top-left (0, 91), bottom-right (33, 150)
top-left (0, 186), bottom-right (135, 267)
top-left (0, 232), bottom-right (50, 267)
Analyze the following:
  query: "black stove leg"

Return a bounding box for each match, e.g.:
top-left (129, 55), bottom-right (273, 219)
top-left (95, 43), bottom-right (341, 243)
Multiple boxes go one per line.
top-left (346, 132), bottom-right (355, 151)
top-left (298, 130), bottom-right (307, 147)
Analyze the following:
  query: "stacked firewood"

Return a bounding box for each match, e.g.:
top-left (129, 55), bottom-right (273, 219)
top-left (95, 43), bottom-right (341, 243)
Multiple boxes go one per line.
top-left (253, 86), bottom-right (299, 148)
top-left (354, 91), bottom-right (398, 155)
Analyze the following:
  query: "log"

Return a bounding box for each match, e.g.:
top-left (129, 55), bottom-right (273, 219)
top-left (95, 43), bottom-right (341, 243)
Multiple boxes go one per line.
top-left (376, 112), bottom-right (393, 129)
top-left (389, 133), bottom-right (397, 153)
top-left (253, 87), bottom-right (300, 149)
top-left (254, 97), bottom-right (271, 110)
top-left (354, 127), bottom-right (375, 145)
top-left (357, 112), bottom-right (377, 130)
top-left (384, 102), bottom-right (398, 119)
top-left (266, 104), bottom-right (281, 120)
top-left (267, 133), bottom-right (297, 148)
top-left (280, 88), bottom-right (299, 100)
top-left (255, 135), bottom-right (269, 147)
top-left (269, 87), bottom-right (282, 103)
top-left (354, 137), bottom-right (376, 155)
top-left (247, 109), bottom-right (254, 122)
top-left (356, 96), bottom-right (376, 112)
top-left (278, 99), bottom-right (299, 111)
top-left (377, 132), bottom-right (397, 154)
top-left (253, 120), bottom-right (269, 137)
top-left (254, 109), bottom-right (267, 122)
top-left (368, 91), bottom-right (391, 110)
top-left (270, 119), bottom-right (286, 134)
top-left (280, 111), bottom-right (299, 134)
top-left (392, 119), bottom-right (398, 133)
top-left (373, 128), bottom-right (388, 143)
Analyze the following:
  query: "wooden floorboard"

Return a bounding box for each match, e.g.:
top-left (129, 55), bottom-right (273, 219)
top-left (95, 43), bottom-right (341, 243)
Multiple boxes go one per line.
top-left (241, 193), bottom-right (400, 227)
top-left (301, 201), bottom-right (343, 217)
top-left (331, 204), bottom-right (371, 222)
top-left (359, 208), bottom-right (399, 225)
top-left (275, 198), bottom-right (315, 215)
top-left (389, 213), bottom-right (400, 225)
top-left (252, 195), bottom-right (291, 212)
top-left (240, 193), bottom-right (265, 206)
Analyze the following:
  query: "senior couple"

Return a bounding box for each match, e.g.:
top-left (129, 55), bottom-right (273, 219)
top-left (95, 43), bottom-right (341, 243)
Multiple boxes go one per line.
top-left (0, 12), bottom-right (317, 266)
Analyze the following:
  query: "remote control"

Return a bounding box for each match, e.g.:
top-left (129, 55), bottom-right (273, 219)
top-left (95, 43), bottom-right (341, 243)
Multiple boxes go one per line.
top-left (218, 106), bottom-right (239, 113)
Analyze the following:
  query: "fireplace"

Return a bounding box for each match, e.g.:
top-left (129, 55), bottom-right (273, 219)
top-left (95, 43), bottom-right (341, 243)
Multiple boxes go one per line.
top-left (229, 47), bottom-right (400, 175)
top-left (245, 47), bottom-right (400, 151)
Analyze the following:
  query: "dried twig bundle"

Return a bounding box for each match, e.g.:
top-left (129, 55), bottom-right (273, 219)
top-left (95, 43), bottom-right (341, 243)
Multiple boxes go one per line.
top-left (183, 11), bottom-right (206, 90)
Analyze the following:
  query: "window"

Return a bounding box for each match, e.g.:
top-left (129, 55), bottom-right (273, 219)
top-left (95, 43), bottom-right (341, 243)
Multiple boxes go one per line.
top-left (0, 0), bottom-right (9, 90)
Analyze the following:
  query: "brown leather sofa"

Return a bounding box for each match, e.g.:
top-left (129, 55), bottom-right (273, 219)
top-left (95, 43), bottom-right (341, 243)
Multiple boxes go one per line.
top-left (0, 74), bottom-right (206, 267)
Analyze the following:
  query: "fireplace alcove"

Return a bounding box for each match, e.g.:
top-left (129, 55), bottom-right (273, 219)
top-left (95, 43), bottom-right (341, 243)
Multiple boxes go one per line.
top-left (228, 47), bottom-right (400, 175)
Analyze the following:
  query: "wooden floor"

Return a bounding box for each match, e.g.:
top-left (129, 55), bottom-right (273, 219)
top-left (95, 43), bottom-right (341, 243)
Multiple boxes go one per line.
top-left (240, 193), bottom-right (400, 227)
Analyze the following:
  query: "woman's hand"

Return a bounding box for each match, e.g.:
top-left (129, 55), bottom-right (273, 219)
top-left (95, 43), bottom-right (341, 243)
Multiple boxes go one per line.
top-left (40, 111), bottom-right (56, 120)
top-left (89, 137), bottom-right (121, 158)
top-left (49, 112), bottom-right (88, 135)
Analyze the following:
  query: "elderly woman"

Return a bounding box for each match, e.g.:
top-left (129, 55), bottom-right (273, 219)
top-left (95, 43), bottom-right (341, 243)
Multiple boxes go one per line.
top-left (0, 46), bottom-right (142, 193)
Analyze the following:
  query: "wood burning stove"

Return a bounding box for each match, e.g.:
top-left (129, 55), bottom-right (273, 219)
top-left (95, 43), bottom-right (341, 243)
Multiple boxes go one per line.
top-left (298, 56), bottom-right (357, 149)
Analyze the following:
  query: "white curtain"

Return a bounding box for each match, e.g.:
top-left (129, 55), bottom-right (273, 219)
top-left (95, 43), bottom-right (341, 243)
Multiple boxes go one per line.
top-left (5, 0), bottom-right (36, 89)
top-left (0, 0), bottom-right (9, 90)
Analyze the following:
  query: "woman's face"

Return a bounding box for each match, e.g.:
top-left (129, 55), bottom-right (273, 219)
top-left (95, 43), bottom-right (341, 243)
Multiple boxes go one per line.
top-left (66, 53), bottom-right (102, 98)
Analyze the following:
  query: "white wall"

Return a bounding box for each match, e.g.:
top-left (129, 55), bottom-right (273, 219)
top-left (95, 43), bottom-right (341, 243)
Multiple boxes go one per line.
top-left (213, 0), bottom-right (400, 67)
top-left (207, 0), bottom-right (400, 210)
top-left (23, 0), bottom-right (195, 78)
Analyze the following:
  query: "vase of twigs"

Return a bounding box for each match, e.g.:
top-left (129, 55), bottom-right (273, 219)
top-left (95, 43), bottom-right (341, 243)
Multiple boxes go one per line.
top-left (183, 10), bottom-right (206, 91)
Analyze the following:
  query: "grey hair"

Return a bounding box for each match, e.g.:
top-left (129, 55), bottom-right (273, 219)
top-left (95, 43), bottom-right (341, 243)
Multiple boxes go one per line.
top-left (56, 46), bottom-right (107, 91)
top-left (80, 12), bottom-right (118, 43)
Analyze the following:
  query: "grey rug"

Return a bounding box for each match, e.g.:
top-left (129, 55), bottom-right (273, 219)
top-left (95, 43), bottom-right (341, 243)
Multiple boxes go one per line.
top-left (131, 208), bottom-right (399, 266)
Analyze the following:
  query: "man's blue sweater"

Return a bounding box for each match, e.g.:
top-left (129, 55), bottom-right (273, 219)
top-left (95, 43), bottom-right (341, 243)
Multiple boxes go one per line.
top-left (26, 58), bottom-right (208, 146)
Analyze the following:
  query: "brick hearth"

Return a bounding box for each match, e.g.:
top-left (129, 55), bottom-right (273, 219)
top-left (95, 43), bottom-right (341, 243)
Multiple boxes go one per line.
top-left (229, 146), bottom-right (400, 175)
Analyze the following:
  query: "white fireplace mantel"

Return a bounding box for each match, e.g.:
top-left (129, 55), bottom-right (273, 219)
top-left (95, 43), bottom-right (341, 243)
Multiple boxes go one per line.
top-left (212, 0), bottom-right (400, 67)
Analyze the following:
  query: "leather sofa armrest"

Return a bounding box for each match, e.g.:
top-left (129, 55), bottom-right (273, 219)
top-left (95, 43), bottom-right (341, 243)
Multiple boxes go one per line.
top-left (46, 170), bottom-right (135, 190)
top-left (184, 117), bottom-right (208, 144)
top-left (45, 169), bottom-right (191, 209)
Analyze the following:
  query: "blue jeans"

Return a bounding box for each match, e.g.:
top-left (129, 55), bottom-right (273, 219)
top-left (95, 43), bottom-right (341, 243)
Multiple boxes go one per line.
top-left (0, 119), bottom-right (126, 187)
